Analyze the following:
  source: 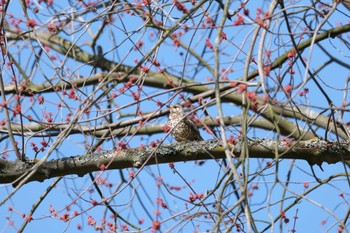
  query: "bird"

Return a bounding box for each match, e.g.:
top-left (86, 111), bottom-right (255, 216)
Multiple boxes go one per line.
top-left (167, 104), bottom-right (203, 142)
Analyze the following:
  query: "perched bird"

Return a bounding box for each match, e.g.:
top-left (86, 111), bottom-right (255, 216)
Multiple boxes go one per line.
top-left (167, 104), bottom-right (203, 142)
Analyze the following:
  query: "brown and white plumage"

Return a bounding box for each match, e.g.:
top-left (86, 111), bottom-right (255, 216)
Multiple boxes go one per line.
top-left (167, 105), bottom-right (203, 142)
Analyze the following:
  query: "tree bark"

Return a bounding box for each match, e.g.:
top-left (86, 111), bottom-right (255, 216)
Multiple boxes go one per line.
top-left (1, 139), bottom-right (349, 185)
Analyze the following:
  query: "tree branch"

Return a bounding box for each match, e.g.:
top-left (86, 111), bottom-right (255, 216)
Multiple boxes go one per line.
top-left (1, 139), bottom-right (349, 185)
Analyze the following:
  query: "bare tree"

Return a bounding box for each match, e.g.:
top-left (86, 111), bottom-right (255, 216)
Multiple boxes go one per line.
top-left (0, 0), bottom-right (350, 232)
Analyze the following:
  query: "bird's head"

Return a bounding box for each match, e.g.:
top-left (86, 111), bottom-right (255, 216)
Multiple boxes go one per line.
top-left (169, 104), bottom-right (184, 115)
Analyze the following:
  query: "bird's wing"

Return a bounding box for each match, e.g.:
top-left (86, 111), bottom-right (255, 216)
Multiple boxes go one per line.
top-left (184, 118), bottom-right (203, 140)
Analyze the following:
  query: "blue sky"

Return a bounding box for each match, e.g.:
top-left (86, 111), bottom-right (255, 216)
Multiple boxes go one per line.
top-left (0, 1), bottom-right (350, 232)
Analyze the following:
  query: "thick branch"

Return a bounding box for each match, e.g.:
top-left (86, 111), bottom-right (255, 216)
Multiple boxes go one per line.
top-left (0, 115), bottom-right (278, 137)
top-left (4, 25), bottom-right (350, 139)
top-left (5, 24), bottom-right (350, 95)
top-left (0, 139), bottom-right (349, 185)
